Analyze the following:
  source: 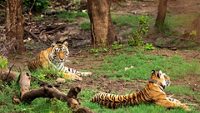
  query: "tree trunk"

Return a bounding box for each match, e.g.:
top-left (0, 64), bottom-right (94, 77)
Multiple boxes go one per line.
top-left (87, 0), bottom-right (117, 47)
top-left (6, 0), bottom-right (25, 54)
top-left (155, 0), bottom-right (168, 28)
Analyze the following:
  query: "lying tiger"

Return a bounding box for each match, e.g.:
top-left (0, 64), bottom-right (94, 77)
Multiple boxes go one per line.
top-left (28, 41), bottom-right (92, 81)
top-left (91, 70), bottom-right (190, 111)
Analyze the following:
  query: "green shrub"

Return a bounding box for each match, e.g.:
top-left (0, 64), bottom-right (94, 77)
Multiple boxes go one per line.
top-left (24, 0), bottom-right (49, 12)
top-left (0, 56), bottom-right (8, 68)
top-left (128, 16), bottom-right (149, 46)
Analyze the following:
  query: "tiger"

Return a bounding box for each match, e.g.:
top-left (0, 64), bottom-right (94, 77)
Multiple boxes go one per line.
top-left (27, 41), bottom-right (92, 81)
top-left (91, 70), bottom-right (190, 111)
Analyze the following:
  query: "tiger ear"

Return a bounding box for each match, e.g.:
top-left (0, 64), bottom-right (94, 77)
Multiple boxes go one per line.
top-left (152, 70), bottom-right (156, 74)
top-left (51, 42), bottom-right (56, 47)
top-left (63, 41), bottom-right (68, 46)
top-left (157, 70), bottom-right (162, 78)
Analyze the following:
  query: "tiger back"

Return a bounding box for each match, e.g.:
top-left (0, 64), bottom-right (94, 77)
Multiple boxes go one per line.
top-left (91, 70), bottom-right (190, 111)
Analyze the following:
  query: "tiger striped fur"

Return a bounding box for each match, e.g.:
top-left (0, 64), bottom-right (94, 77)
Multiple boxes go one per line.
top-left (28, 41), bottom-right (92, 81)
top-left (91, 70), bottom-right (190, 111)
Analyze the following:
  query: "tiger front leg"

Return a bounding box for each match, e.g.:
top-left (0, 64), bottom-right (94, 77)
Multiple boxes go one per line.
top-left (63, 72), bottom-right (83, 81)
top-left (155, 98), bottom-right (190, 111)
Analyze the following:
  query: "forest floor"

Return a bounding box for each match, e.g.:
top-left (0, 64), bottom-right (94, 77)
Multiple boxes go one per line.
top-left (1, 0), bottom-right (200, 113)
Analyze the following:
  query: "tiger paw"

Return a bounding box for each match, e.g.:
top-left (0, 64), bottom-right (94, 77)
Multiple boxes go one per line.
top-left (81, 72), bottom-right (93, 76)
top-left (181, 104), bottom-right (191, 111)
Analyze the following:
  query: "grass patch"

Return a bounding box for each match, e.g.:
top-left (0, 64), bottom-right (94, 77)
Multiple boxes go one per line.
top-left (96, 51), bottom-right (200, 80)
top-left (166, 85), bottom-right (200, 103)
top-left (0, 81), bottom-right (72, 113)
top-left (159, 13), bottom-right (199, 36)
top-left (0, 56), bottom-right (8, 68)
top-left (112, 14), bottom-right (153, 28)
top-left (56, 11), bottom-right (88, 22)
top-left (80, 21), bottom-right (90, 30)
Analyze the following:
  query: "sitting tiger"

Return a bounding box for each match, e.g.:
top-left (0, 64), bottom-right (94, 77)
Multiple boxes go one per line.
top-left (28, 41), bottom-right (92, 81)
top-left (91, 70), bottom-right (190, 111)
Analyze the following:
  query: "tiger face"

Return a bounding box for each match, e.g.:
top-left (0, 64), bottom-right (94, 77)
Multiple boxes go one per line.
top-left (49, 41), bottom-right (69, 63)
top-left (150, 70), bottom-right (171, 89)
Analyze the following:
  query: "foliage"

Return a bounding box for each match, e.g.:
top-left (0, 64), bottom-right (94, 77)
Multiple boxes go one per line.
top-left (144, 43), bottom-right (155, 50)
top-left (89, 47), bottom-right (109, 56)
top-left (31, 67), bottom-right (64, 81)
top-left (112, 14), bottom-right (139, 27)
top-left (0, 56), bottom-right (8, 68)
top-left (80, 22), bottom-right (90, 30)
top-left (111, 42), bottom-right (123, 50)
top-left (128, 16), bottom-right (149, 46)
top-left (0, 82), bottom-right (72, 113)
top-left (24, 0), bottom-right (49, 12)
top-left (56, 11), bottom-right (88, 22)
top-left (96, 52), bottom-right (200, 80)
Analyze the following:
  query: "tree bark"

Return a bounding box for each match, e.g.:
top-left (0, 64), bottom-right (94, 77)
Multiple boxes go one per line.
top-left (18, 73), bottom-right (93, 112)
top-left (87, 0), bottom-right (117, 47)
top-left (6, 0), bottom-right (25, 54)
top-left (155, 0), bottom-right (168, 28)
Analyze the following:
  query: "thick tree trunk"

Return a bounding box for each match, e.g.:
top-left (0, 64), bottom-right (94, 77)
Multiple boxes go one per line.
top-left (6, 0), bottom-right (25, 54)
top-left (87, 0), bottom-right (117, 47)
top-left (155, 0), bottom-right (168, 28)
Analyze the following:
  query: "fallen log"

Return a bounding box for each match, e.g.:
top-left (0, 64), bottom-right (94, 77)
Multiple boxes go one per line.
top-left (19, 72), bottom-right (94, 113)
top-left (0, 67), bottom-right (19, 83)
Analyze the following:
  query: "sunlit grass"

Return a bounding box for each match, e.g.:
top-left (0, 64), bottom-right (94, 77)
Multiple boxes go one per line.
top-left (56, 11), bottom-right (88, 22)
top-left (96, 51), bottom-right (200, 80)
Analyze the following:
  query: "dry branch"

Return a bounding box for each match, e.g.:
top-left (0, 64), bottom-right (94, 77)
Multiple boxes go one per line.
top-left (18, 73), bottom-right (93, 112)
top-left (0, 68), bottom-right (18, 82)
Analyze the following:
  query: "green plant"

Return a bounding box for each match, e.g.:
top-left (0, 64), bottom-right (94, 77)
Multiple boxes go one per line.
top-left (56, 11), bottom-right (88, 22)
top-left (128, 16), bottom-right (149, 46)
top-left (111, 42), bottom-right (123, 50)
top-left (0, 56), bottom-right (8, 68)
top-left (31, 67), bottom-right (64, 81)
top-left (80, 22), bottom-right (90, 30)
top-left (144, 43), bottom-right (155, 50)
top-left (24, 0), bottom-right (49, 12)
top-left (90, 48), bottom-right (108, 54)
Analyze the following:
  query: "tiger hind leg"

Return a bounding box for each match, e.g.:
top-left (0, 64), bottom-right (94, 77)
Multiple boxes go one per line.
top-left (63, 73), bottom-right (83, 81)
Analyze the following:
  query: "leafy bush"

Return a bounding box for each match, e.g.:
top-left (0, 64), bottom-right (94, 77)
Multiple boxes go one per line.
top-left (0, 56), bottom-right (8, 68)
top-left (144, 43), bottom-right (155, 50)
top-left (128, 16), bottom-right (149, 46)
top-left (24, 0), bottom-right (49, 12)
top-left (31, 67), bottom-right (64, 81)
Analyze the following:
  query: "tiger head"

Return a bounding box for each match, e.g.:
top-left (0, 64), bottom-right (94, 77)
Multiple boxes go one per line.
top-left (150, 70), bottom-right (171, 89)
top-left (49, 41), bottom-right (69, 63)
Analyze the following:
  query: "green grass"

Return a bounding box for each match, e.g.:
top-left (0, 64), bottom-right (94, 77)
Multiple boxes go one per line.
top-left (159, 13), bottom-right (199, 36)
top-left (0, 81), bottom-right (72, 113)
top-left (56, 11), bottom-right (88, 22)
top-left (0, 56), bottom-right (8, 68)
top-left (96, 51), bottom-right (200, 80)
top-left (166, 85), bottom-right (200, 103)
top-left (80, 21), bottom-right (90, 30)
